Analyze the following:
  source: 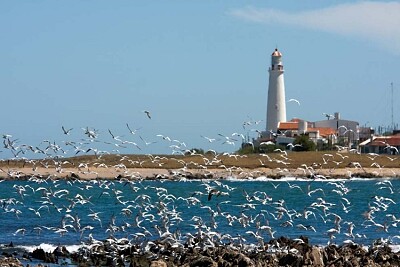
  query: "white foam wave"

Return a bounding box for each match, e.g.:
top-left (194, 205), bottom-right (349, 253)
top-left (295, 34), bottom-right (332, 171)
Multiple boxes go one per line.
top-left (391, 244), bottom-right (400, 253)
top-left (225, 176), bottom-right (356, 182)
top-left (18, 243), bottom-right (82, 253)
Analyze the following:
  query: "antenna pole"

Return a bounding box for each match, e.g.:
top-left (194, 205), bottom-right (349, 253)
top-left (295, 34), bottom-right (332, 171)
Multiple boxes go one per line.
top-left (391, 82), bottom-right (394, 131)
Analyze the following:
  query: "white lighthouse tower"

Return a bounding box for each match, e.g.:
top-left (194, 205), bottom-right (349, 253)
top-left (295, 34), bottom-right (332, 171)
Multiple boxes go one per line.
top-left (266, 48), bottom-right (286, 135)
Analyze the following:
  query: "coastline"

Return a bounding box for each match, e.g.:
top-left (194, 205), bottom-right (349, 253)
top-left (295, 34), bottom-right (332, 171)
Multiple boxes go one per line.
top-left (1, 164), bottom-right (400, 267)
top-left (1, 166), bottom-right (399, 180)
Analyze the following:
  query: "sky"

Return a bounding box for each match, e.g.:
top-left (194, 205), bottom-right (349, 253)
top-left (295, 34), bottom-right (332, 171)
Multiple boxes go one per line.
top-left (1, 0), bottom-right (400, 157)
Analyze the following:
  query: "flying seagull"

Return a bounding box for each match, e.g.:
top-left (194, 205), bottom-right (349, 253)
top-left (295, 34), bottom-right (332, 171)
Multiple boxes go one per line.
top-left (143, 110), bottom-right (151, 119)
top-left (61, 126), bottom-right (73, 135)
top-left (323, 113), bottom-right (334, 120)
top-left (288, 98), bottom-right (301, 106)
top-left (126, 123), bottom-right (141, 135)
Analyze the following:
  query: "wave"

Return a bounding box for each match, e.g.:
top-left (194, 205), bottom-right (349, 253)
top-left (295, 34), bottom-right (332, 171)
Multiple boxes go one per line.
top-left (17, 243), bottom-right (82, 253)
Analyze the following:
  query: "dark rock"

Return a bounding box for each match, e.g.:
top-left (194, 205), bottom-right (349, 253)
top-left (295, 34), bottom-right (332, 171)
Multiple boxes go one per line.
top-left (324, 244), bottom-right (340, 263)
top-left (279, 253), bottom-right (303, 267)
top-left (30, 248), bottom-right (57, 263)
top-left (53, 246), bottom-right (69, 257)
top-left (31, 248), bottom-right (46, 262)
top-left (69, 172), bottom-right (80, 179)
top-left (299, 235), bottom-right (309, 244)
top-left (189, 256), bottom-right (217, 267)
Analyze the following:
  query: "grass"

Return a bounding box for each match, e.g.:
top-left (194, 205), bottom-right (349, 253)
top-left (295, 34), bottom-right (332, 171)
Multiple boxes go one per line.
top-left (1, 151), bottom-right (400, 171)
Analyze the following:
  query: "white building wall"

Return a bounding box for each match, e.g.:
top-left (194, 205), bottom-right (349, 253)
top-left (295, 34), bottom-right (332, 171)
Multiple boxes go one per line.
top-left (314, 117), bottom-right (359, 142)
top-left (266, 50), bottom-right (286, 133)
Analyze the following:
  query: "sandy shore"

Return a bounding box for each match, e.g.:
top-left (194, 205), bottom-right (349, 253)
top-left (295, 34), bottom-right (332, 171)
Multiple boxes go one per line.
top-left (2, 166), bottom-right (400, 180)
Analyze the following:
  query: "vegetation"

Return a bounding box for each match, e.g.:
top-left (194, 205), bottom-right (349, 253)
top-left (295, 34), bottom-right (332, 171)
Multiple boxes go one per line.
top-left (1, 151), bottom-right (400, 171)
top-left (237, 142), bottom-right (285, 154)
top-left (292, 134), bottom-right (316, 151)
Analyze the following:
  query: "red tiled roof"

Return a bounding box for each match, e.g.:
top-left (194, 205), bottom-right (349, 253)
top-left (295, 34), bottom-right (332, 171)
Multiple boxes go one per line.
top-left (369, 136), bottom-right (400, 146)
top-left (278, 122), bottom-right (298, 130)
top-left (278, 121), bottom-right (336, 137)
top-left (313, 127), bottom-right (336, 137)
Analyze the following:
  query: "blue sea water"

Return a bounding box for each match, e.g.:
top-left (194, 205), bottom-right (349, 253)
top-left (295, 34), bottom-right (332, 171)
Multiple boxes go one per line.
top-left (1, 176), bottom-right (399, 253)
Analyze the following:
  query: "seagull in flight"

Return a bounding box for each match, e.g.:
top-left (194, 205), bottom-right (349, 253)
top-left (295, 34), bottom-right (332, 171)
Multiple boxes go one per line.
top-left (143, 110), bottom-right (151, 119)
top-left (61, 126), bottom-right (73, 135)
top-left (288, 98), bottom-right (301, 106)
top-left (108, 129), bottom-right (122, 141)
top-left (323, 113), bottom-right (335, 120)
top-left (126, 123), bottom-right (141, 135)
top-left (201, 135), bottom-right (216, 143)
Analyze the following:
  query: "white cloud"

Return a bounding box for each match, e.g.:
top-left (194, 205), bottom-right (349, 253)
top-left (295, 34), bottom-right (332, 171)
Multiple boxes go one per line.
top-left (229, 2), bottom-right (400, 54)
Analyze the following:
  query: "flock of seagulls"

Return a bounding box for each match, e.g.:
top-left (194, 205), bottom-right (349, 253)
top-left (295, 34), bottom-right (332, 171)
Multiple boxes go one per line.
top-left (1, 114), bottom-right (400, 265)
top-left (1, 175), bottom-right (399, 264)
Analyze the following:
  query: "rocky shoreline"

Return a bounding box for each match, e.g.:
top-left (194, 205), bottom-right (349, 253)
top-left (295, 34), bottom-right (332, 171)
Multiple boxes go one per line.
top-left (1, 166), bottom-right (400, 267)
top-left (1, 236), bottom-right (400, 267)
top-left (1, 166), bottom-right (400, 181)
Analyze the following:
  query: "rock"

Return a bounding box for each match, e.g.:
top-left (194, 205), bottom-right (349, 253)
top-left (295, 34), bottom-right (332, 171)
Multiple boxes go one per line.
top-left (31, 248), bottom-right (46, 262)
top-left (309, 247), bottom-right (325, 267)
top-left (69, 172), bottom-right (80, 179)
top-left (150, 260), bottom-right (167, 267)
top-left (324, 244), bottom-right (340, 263)
top-left (0, 257), bottom-right (23, 267)
top-left (189, 256), bottom-right (217, 267)
top-left (235, 252), bottom-right (254, 267)
top-left (220, 249), bottom-right (255, 267)
top-left (53, 246), bottom-right (70, 257)
top-left (30, 248), bottom-right (57, 263)
top-left (278, 253), bottom-right (303, 267)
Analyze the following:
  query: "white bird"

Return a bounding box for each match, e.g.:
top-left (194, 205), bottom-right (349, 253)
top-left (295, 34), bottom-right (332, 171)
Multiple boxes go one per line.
top-left (201, 135), bottom-right (216, 143)
top-left (28, 205), bottom-right (49, 217)
top-left (13, 228), bottom-right (26, 236)
top-left (260, 141), bottom-right (275, 146)
top-left (156, 134), bottom-right (171, 142)
top-left (61, 126), bottom-right (73, 135)
top-left (139, 135), bottom-right (157, 146)
top-left (287, 143), bottom-right (302, 149)
top-left (126, 123), bottom-right (141, 135)
top-left (288, 98), bottom-right (301, 105)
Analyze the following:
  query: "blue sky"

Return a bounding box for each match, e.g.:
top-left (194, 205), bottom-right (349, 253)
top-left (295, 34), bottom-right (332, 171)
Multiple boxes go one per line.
top-left (1, 1), bottom-right (399, 156)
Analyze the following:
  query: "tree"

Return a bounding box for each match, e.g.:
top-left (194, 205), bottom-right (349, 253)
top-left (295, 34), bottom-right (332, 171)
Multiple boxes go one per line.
top-left (293, 135), bottom-right (316, 151)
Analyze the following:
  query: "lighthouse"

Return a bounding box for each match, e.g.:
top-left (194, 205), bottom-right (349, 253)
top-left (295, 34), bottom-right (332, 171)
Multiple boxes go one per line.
top-left (266, 48), bottom-right (286, 134)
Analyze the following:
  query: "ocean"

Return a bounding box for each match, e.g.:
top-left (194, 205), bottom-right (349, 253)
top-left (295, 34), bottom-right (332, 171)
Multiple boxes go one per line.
top-left (1, 176), bottom-right (399, 256)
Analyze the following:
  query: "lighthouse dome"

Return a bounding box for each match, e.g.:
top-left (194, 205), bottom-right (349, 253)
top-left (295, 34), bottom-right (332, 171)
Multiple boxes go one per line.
top-left (271, 48), bottom-right (282, 57)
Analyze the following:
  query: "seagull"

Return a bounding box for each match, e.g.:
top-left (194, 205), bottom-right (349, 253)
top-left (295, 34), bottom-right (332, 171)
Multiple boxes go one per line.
top-left (28, 205), bottom-right (49, 217)
top-left (126, 123), bottom-right (141, 135)
top-left (139, 136), bottom-right (157, 146)
top-left (108, 129), bottom-right (122, 141)
top-left (260, 141), bottom-right (275, 146)
top-left (323, 113), bottom-right (334, 120)
top-left (156, 134), bottom-right (171, 142)
top-left (288, 98), bottom-right (301, 105)
top-left (287, 143), bottom-right (302, 149)
top-left (201, 135), bottom-right (216, 143)
top-left (61, 126), bottom-right (73, 135)
top-left (143, 110), bottom-right (151, 119)
top-left (13, 228), bottom-right (26, 236)
top-left (207, 188), bottom-right (229, 201)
